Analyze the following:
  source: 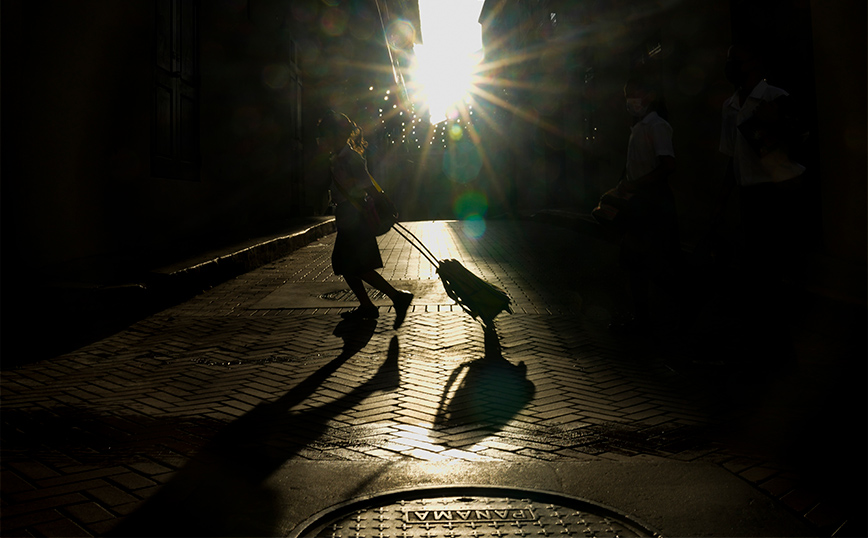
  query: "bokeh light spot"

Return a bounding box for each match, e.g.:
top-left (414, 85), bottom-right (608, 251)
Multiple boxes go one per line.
top-left (262, 64), bottom-right (290, 89)
top-left (232, 106), bottom-right (262, 137)
top-left (387, 19), bottom-right (416, 50)
top-left (349, 10), bottom-right (376, 40)
top-left (453, 190), bottom-right (489, 223)
top-left (290, 3), bottom-right (318, 23)
top-left (462, 214), bottom-right (487, 239)
top-left (320, 8), bottom-right (348, 37)
top-left (442, 139), bottom-right (482, 184)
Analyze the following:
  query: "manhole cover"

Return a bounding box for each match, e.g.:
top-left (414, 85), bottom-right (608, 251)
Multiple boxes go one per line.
top-left (320, 288), bottom-right (390, 302)
top-left (289, 486), bottom-right (660, 537)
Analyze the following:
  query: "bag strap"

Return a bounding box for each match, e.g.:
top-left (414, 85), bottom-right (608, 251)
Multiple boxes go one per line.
top-left (367, 172), bottom-right (385, 194)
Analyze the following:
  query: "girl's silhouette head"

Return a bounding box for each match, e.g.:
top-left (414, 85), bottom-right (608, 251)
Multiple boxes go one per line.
top-left (316, 110), bottom-right (367, 156)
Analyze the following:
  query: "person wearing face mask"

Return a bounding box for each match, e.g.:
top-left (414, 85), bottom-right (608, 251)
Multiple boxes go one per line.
top-left (610, 73), bottom-right (680, 335)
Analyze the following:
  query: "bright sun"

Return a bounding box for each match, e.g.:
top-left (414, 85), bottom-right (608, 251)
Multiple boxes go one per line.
top-left (413, 0), bottom-right (484, 124)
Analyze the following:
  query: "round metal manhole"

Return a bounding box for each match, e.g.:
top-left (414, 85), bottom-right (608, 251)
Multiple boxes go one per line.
top-left (320, 288), bottom-right (390, 302)
top-left (288, 486), bottom-right (660, 538)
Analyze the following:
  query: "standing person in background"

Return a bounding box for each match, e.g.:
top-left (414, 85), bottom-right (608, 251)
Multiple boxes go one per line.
top-left (316, 111), bottom-right (414, 329)
top-left (611, 72), bottom-right (680, 335)
top-left (720, 42), bottom-right (806, 279)
top-left (718, 41), bottom-right (807, 361)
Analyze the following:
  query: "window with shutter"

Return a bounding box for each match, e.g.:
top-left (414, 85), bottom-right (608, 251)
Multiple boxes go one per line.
top-left (152, 0), bottom-right (200, 180)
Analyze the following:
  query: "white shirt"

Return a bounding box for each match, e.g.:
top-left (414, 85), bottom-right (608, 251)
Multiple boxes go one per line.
top-left (625, 111), bottom-right (675, 182)
top-left (720, 80), bottom-right (805, 185)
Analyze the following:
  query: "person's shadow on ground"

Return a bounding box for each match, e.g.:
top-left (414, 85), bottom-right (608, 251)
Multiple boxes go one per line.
top-left (432, 325), bottom-right (535, 448)
top-left (110, 319), bottom-right (399, 537)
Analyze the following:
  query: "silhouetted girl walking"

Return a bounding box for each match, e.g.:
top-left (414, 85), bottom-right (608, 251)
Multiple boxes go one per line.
top-left (316, 111), bottom-right (413, 329)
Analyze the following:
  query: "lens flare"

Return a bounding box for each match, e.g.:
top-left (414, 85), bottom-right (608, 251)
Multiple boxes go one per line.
top-left (442, 138), bottom-right (482, 184)
top-left (453, 190), bottom-right (489, 220)
top-left (462, 215), bottom-right (486, 239)
top-left (387, 19), bottom-right (416, 50)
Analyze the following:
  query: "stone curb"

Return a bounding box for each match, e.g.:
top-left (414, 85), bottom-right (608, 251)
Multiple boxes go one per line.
top-left (147, 217), bottom-right (336, 299)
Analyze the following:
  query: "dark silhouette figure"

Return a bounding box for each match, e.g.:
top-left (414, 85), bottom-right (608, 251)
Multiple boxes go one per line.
top-left (608, 72), bottom-right (680, 336)
top-left (110, 321), bottom-right (399, 537)
top-left (717, 41), bottom-right (807, 364)
top-left (719, 42), bottom-right (807, 278)
top-left (433, 325), bottom-right (535, 447)
top-left (316, 111), bottom-right (413, 328)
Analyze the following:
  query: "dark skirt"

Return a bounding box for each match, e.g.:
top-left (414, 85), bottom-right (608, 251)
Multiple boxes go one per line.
top-left (332, 202), bottom-right (383, 276)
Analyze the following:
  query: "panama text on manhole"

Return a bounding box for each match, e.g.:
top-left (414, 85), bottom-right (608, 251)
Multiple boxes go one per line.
top-left (404, 507), bottom-right (536, 524)
top-left (289, 487), bottom-right (660, 537)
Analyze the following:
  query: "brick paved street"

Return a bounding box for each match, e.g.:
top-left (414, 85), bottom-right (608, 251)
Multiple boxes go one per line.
top-left (2, 220), bottom-right (865, 537)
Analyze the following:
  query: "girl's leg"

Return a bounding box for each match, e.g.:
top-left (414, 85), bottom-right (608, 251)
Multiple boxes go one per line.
top-left (345, 275), bottom-right (376, 308)
top-left (359, 270), bottom-right (398, 300)
top-left (340, 275), bottom-right (379, 321)
top-left (359, 270), bottom-right (414, 329)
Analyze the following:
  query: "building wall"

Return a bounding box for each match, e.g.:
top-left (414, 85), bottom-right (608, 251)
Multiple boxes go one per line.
top-left (809, 0), bottom-right (867, 265)
top-left (4, 0), bottom-right (305, 278)
top-left (3, 0), bottom-right (862, 289)
top-left (479, 0), bottom-right (865, 278)
top-left (559, 1), bottom-right (737, 244)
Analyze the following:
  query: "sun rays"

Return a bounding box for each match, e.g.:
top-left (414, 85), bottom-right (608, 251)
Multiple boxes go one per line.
top-left (411, 0), bottom-right (485, 124)
top-left (331, 2), bottom-right (586, 226)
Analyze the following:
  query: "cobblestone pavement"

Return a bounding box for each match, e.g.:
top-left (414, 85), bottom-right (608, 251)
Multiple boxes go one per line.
top-left (2, 221), bottom-right (865, 537)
